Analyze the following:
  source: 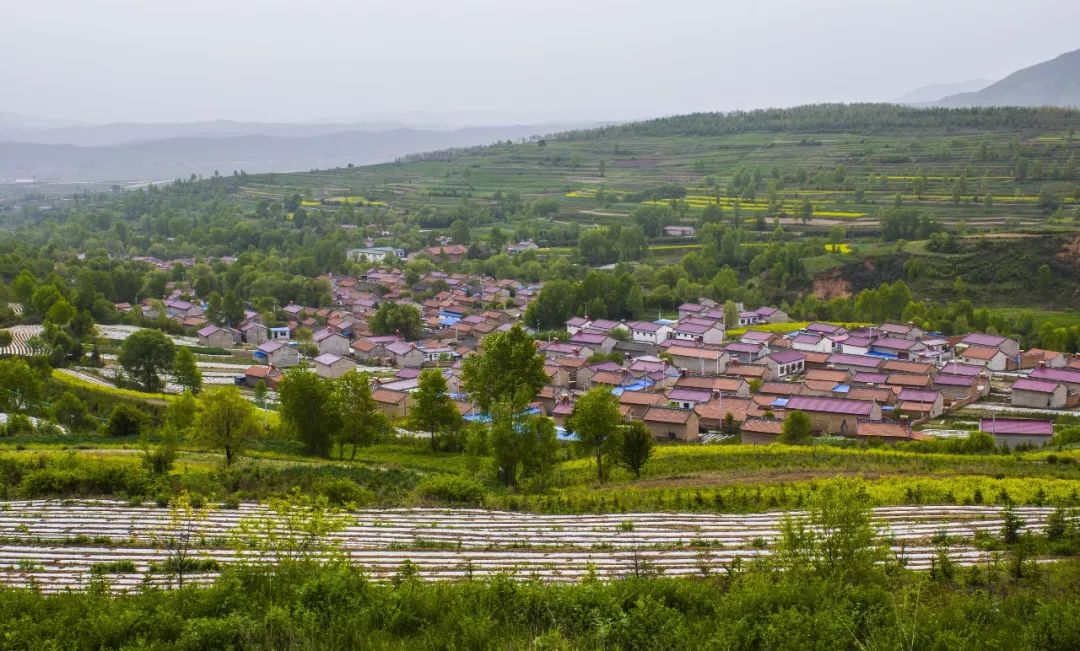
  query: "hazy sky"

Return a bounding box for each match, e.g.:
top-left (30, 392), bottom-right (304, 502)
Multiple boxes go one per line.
top-left (4, 0), bottom-right (1079, 124)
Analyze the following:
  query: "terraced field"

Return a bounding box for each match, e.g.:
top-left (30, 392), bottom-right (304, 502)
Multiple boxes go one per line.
top-left (0, 324), bottom-right (43, 356)
top-left (0, 501), bottom-right (1053, 592)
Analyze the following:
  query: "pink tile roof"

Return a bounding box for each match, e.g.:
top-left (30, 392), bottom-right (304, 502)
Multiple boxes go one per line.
top-left (786, 396), bottom-right (876, 416)
top-left (1030, 368), bottom-right (1080, 384)
top-left (1012, 378), bottom-right (1062, 393)
top-left (979, 418), bottom-right (1052, 436)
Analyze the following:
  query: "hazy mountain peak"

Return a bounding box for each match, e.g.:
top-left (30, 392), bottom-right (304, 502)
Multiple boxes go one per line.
top-left (935, 47), bottom-right (1080, 107)
top-left (892, 79), bottom-right (993, 104)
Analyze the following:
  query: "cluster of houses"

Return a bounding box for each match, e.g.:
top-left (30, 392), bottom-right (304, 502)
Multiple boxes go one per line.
top-left (208, 269), bottom-right (543, 388)
top-left (122, 273), bottom-right (1076, 450)
top-left (519, 304), bottom-right (1069, 449)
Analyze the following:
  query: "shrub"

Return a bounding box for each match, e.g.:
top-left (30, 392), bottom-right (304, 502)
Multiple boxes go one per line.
top-left (415, 475), bottom-right (487, 505)
top-left (3, 414), bottom-right (35, 436)
top-left (104, 404), bottom-right (146, 438)
top-left (318, 478), bottom-right (376, 507)
top-left (91, 560), bottom-right (137, 574)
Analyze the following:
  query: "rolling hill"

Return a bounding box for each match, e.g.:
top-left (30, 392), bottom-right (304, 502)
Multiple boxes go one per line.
top-left (936, 48), bottom-right (1080, 107)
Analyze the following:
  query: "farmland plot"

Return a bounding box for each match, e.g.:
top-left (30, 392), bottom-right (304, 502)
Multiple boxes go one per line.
top-left (0, 501), bottom-right (1055, 592)
top-left (0, 324), bottom-right (43, 356)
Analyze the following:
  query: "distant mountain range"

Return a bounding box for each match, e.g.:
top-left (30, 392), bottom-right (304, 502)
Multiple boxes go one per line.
top-left (892, 79), bottom-right (993, 105)
top-left (0, 122), bottom-right (591, 182)
top-left (933, 48), bottom-right (1080, 108)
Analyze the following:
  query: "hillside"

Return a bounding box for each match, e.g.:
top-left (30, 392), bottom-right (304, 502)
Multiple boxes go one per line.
top-left (936, 48), bottom-right (1080, 107)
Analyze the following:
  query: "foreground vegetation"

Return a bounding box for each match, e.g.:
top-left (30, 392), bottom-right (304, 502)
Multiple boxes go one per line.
top-left (4, 482), bottom-right (1080, 649)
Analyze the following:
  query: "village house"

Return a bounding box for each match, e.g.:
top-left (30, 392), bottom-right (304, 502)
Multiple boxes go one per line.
top-left (642, 407), bottom-right (700, 442)
top-left (790, 332), bottom-right (834, 354)
top-left (665, 388), bottom-right (713, 410)
top-left (240, 321), bottom-right (269, 346)
top-left (826, 353), bottom-right (885, 373)
top-left (254, 340), bottom-right (299, 368)
top-left (198, 325), bottom-right (240, 349)
top-left (373, 389), bottom-right (410, 419)
top-left (348, 246), bottom-right (405, 263)
top-left (165, 298), bottom-right (203, 319)
top-left (869, 337), bottom-right (927, 361)
top-left (694, 396), bottom-right (756, 430)
top-left (740, 330), bottom-right (781, 347)
top-left (934, 372), bottom-right (989, 401)
top-left (740, 418), bottom-right (784, 444)
top-left (663, 225), bottom-right (696, 238)
top-left (959, 332), bottom-right (1021, 359)
top-left (765, 350), bottom-right (806, 379)
top-left (1019, 348), bottom-right (1068, 369)
top-left (627, 320), bottom-right (672, 345)
top-left (618, 391), bottom-right (667, 418)
top-left (313, 328), bottom-right (352, 356)
top-left (314, 353), bottom-right (356, 380)
top-left (665, 346), bottom-right (729, 375)
top-left (350, 338), bottom-right (388, 363)
top-left (724, 342), bottom-right (768, 364)
top-left (677, 302), bottom-right (709, 319)
top-left (1030, 367), bottom-right (1080, 392)
top-left (957, 345), bottom-right (1009, 371)
top-left (675, 375), bottom-right (750, 397)
top-left (784, 396), bottom-right (881, 435)
top-left (243, 365), bottom-right (284, 390)
top-left (896, 389), bottom-right (944, 419)
top-left (876, 322), bottom-right (925, 340)
top-left (385, 341), bottom-right (425, 368)
top-left (671, 319), bottom-right (726, 346)
top-left (855, 421), bottom-right (925, 445)
top-left (1011, 377), bottom-right (1069, 409)
top-left (979, 418), bottom-right (1053, 449)
top-left (568, 332), bottom-right (616, 356)
top-left (838, 334), bottom-right (872, 355)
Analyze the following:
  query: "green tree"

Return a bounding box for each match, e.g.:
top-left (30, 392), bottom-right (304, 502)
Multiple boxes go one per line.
top-left (567, 387), bottom-right (623, 483)
top-left (165, 390), bottom-right (199, 435)
top-left (194, 386), bottom-right (261, 466)
top-left (334, 371), bottom-right (388, 459)
top-left (51, 391), bottom-right (90, 431)
top-left (118, 328), bottom-right (176, 392)
top-left (0, 358), bottom-right (42, 412)
top-left (44, 298), bottom-right (76, 326)
top-left (779, 410), bottom-right (812, 444)
top-left (724, 300), bottom-right (739, 328)
top-left (462, 324), bottom-right (547, 414)
top-left (1036, 264), bottom-right (1054, 292)
top-left (222, 290), bottom-right (245, 327)
top-left (410, 369), bottom-right (463, 450)
top-left (370, 302), bottom-right (423, 341)
top-left (253, 379), bottom-right (268, 406)
top-left (279, 369), bottom-right (340, 457)
top-left (172, 347), bottom-right (202, 394)
top-left (523, 279), bottom-right (579, 330)
top-left (618, 421), bottom-right (654, 479)
top-left (799, 198), bottom-right (813, 224)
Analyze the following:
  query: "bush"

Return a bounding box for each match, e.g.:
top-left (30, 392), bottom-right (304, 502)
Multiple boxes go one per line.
top-left (104, 404), bottom-right (146, 438)
top-left (91, 560), bottom-right (137, 574)
top-left (415, 475), bottom-right (487, 505)
top-left (318, 478), bottom-right (376, 507)
top-left (3, 414), bottom-right (35, 436)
